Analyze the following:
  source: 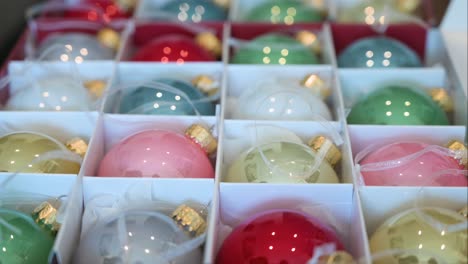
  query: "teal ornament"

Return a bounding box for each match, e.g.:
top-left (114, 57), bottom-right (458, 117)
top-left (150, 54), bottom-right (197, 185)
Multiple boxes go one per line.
top-left (347, 85), bottom-right (449, 125)
top-left (119, 79), bottom-right (215, 116)
top-left (0, 209), bottom-right (55, 264)
top-left (231, 33), bottom-right (319, 65)
top-left (337, 36), bottom-right (422, 68)
top-left (159, 0), bottom-right (227, 22)
top-left (245, 0), bottom-right (323, 23)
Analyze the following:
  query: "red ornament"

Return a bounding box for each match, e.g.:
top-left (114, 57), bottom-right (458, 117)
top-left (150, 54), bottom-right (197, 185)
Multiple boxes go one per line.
top-left (131, 35), bottom-right (215, 63)
top-left (64, 0), bottom-right (129, 21)
top-left (216, 210), bottom-right (344, 264)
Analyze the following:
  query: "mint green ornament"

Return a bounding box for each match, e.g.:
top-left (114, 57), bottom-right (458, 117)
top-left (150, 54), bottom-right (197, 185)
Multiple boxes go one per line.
top-left (245, 0), bottom-right (324, 23)
top-left (347, 85), bottom-right (449, 125)
top-left (231, 33), bottom-right (319, 65)
top-left (0, 209), bottom-right (54, 264)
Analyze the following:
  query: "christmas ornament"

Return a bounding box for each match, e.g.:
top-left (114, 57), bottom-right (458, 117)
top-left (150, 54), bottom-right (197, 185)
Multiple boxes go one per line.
top-left (0, 132), bottom-right (83, 174)
top-left (225, 136), bottom-right (341, 183)
top-left (5, 75), bottom-right (94, 111)
top-left (358, 140), bottom-right (467, 186)
top-left (118, 77), bottom-right (216, 116)
top-left (245, 0), bottom-right (324, 24)
top-left (0, 208), bottom-right (55, 264)
top-left (158, 0), bottom-right (227, 22)
top-left (31, 200), bottom-right (62, 236)
top-left (216, 210), bottom-right (346, 264)
top-left (231, 33), bottom-right (319, 65)
top-left (232, 74), bottom-right (332, 120)
top-left (337, 36), bottom-right (422, 68)
top-left (347, 85), bottom-right (450, 125)
top-left (36, 32), bottom-right (116, 61)
top-left (338, 0), bottom-right (422, 23)
top-left (83, 0), bottom-right (134, 19)
top-left (98, 124), bottom-right (217, 178)
top-left (131, 33), bottom-right (218, 62)
top-left (75, 211), bottom-right (203, 264)
top-left (370, 206), bottom-right (467, 264)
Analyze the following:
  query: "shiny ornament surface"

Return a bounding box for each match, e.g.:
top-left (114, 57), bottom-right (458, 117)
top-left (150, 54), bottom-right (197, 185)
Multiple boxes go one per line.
top-left (232, 80), bottom-right (332, 120)
top-left (131, 34), bottom-right (216, 62)
top-left (0, 132), bottom-right (81, 174)
top-left (338, 0), bottom-right (421, 23)
top-left (119, 78), bottom-right (215, 115)
top-left (225, 142), bottom-right (338, 183)
top-left (359, 142), bottom-right (467, 186)
top-left (337, 36), bottom-right (422, 68)
top-left (98, 130), bottom-right (214, 178)
top-left (159, 0), bottom-right (227, 22)
top-left (37, 33), bottom-right (115, 61)
top-left (231, 33), bottom-right (319, 65)
top-left (370, 207), bottom-right (467, 264)
top-left (347, 85), bottom-right (449, 125)
top-left (75, 211), bottom-right (202, 264)
top-left (0, 209), bottom-right (54, 264)
top-left (5, 75), bottom-right (93, 112)
top-left (84, 0), bottom-right (131, 18)
top-left (216, 210), bottom-right (344, 264)
top-left (245, 0), bottom-right (323, 24)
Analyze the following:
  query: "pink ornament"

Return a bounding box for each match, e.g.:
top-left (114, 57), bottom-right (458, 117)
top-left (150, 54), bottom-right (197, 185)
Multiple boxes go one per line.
top-left (359, 142), bottom-right (467, 186)
top-left (216, 210), bottom-right (344, 264)
top-left (97, 128), bottom-right (215, 178)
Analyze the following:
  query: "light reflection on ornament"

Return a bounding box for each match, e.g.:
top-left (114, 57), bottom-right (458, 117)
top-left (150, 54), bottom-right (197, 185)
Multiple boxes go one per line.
top-left (155, 0), bottom-right (227, 22)
top-left (245, 0), bottom-right (323, 24)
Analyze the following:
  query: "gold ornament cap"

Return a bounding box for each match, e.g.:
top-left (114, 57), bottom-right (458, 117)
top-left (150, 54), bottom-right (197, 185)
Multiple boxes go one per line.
top-left (295, 30), bottom-right (321, 55)
top-left (84, 80), bottom-right (107, 98)
top-left (445, 140), bottom-right (467, 168)
top-left (300, 74), bottom-right (331, 99)
top-left (308, 136), bottom-right (342, 167)
top-left (429, 88), bottom-right (454, 112)
top-left (172, 204), bottom-right (207, 237)
top-left (213, 0), bottom-right (229, 9)
top-left (195, 32), bottom-right (222, 58)
top-left (66, 137), bottom-right (88, 157)
top-left (459, 206), bottom-right (468, 218)
top-left (192, 75), bottom-right (219, 96)
top-left (397, 0), bottom-right (421, 13)
top-left (318, 251), bottom-right (356, 264)
top-left (185, 124), bottom-right (217, 155)
top-left (32, 201), bottom-right (61, 236)
top-left (97, 28), bottom-right (120, 52)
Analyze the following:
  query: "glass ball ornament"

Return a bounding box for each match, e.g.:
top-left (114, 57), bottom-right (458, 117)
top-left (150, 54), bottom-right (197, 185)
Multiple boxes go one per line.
top-left (232, 74), bottom-right (332, 120)
top-left (370, 207), bottom-right (467, 264)
top-left (225, 136), bottom-right (341, 183)
top-left (5, 75), bottom-right (93, 111)
top-left (36, 33), bottom-right (115, 61)
top-left (159, 0), bottom-right (227, 22)
top-left (0, 208), bottom-right (55, 264)
top-left (0, 132), bottom-right (81, 174)
top-left (338, 0), bottom-right (421, 23)
top-left (75, 211), bottom-right (202, 264)
top-left (347, 85), bottom-right (450, 125)
top-left (359, 140), bottom-right (467, 187)
top-left (216, 209), bottom-right (345, 264)
top-left (337, 36), bottom-right (422, 68)
top-left (83, 0), bottom-right (133, 19)
top-left (245, 0), bottom-right (323, 24)
top-left (98, 124), bottom-right (217, 178)
top-left (131, 34), bottom-right (216, 62)
top-left (231, 33), bottom-right (319, 65)
top-left (118, 78), bottom-right (215, 115)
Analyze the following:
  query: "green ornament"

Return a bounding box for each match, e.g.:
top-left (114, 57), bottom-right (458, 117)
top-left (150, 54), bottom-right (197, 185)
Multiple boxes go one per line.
top-left (245, 0), bottom-right (324, 24)
top-left (231, 33), bottom-right (319, 65)
top-left (347, 85), bottom-right (449, 125)
top-left (0, 209), bottom-right (54, 264)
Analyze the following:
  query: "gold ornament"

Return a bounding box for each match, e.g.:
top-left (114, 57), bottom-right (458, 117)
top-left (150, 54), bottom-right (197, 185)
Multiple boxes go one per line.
top-left (396, 0), bottom-right (421, 13)
top-left (445, 140), bottom-right (467, 168)
top-left (429, 88), bottom-right (454, 112)
top-left (308, 136), bottom-right (342, 167)
top-left (195, 32), bottom-right (222, 58)
top-left (172, 204), bottom-right (207, 237)
top-left (84, 80), bottom-right (107, 98)
top-left (185, 124), bottom-right (217, 155)
top-left (318, 251), bottom-right (356, 264)
top-left (97, 28), bottom-right (120, 52)
top-left (66, 138), bottom-right (88, 157)
top-left (32, 201), bottom-right (61, 236)
top-left (192, 75), bottom-right (219, 96)
top-left (370, 207), bottom-right (467, 264)
top-left (300, 74), bottom-right (331, 99)
top-left (296, 30), bottom-right (322, 55)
